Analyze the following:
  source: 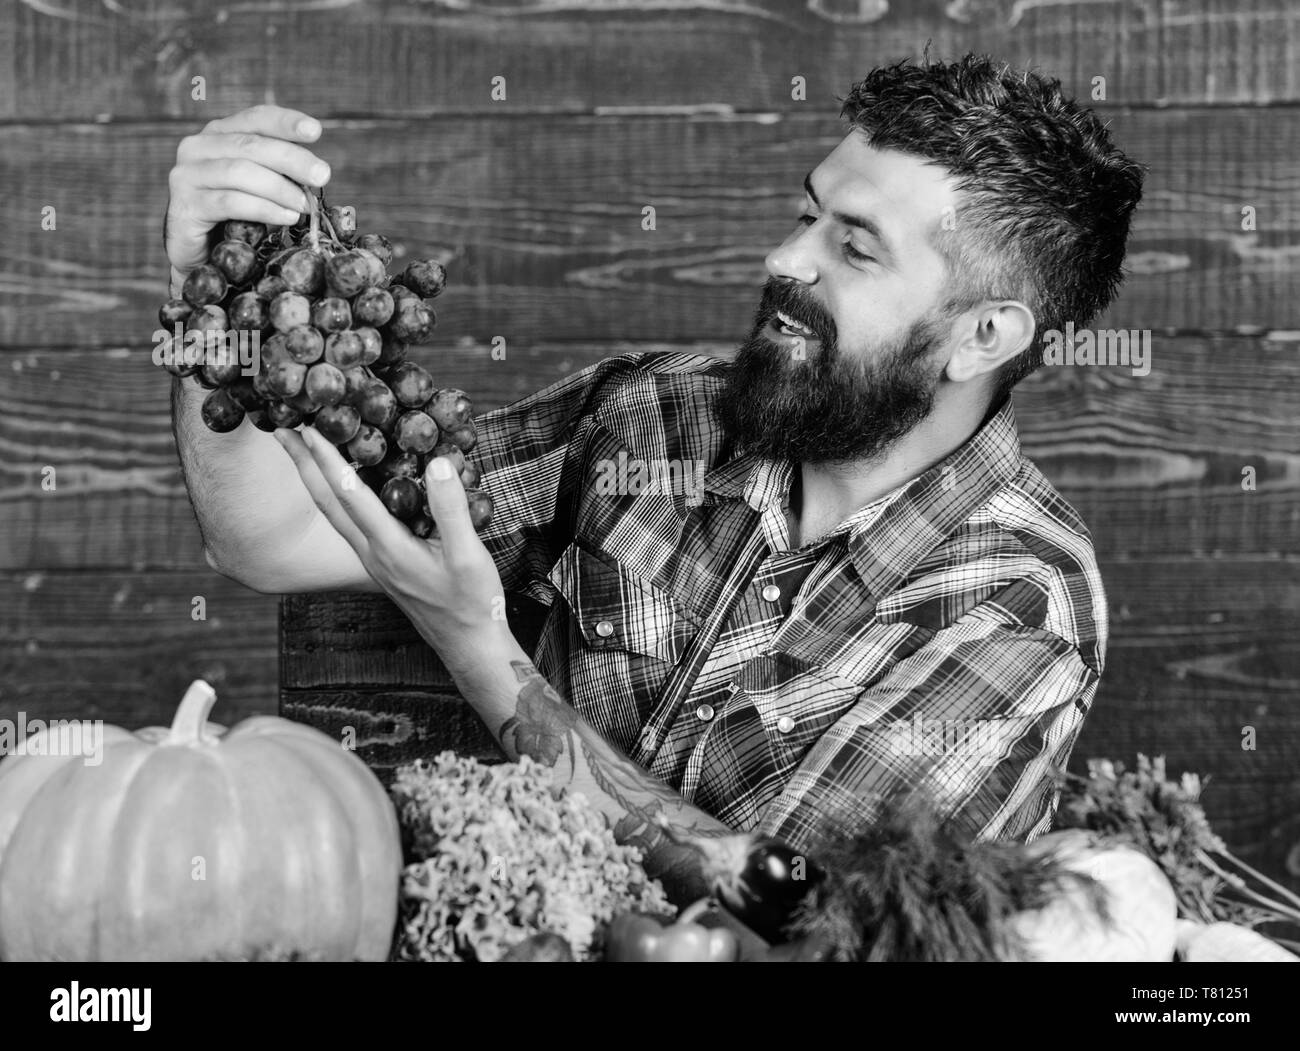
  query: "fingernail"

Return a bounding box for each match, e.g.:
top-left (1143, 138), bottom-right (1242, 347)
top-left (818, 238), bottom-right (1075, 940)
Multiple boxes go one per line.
top-left (298, 118), bottom-right (321, 139)
top-left (429, 456), bottom-right (454, 480)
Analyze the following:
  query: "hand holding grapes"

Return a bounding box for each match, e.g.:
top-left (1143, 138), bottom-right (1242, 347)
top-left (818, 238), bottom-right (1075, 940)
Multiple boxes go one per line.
top-left (165, 105), bottom-right (331, 295)
top-left (275, 426), bottom-right (510, 658)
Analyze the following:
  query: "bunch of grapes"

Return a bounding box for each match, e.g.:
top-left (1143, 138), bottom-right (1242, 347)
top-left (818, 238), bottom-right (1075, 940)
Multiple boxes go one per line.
top-left (158, 190), bottom-right (492, 536)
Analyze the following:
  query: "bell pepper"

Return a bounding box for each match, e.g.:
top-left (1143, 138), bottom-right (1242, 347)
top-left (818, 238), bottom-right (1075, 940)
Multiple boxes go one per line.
top-left (605, 899), bottom-right (739, 962)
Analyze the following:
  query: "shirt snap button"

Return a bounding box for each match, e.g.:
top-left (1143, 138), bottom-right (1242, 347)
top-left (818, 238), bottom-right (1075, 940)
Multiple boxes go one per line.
top-left (776, 715), bottom-right (795, 733)
top-left (594, 620), bottom-right (615, 638)
top-left (761, 584), bottom-right (781, 602)
top-left (695, 703), bottom-right (715, 722)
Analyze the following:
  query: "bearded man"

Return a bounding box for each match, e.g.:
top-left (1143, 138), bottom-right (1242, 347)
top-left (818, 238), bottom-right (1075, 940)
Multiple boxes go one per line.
top-left (166, 53), bottom-right (1145, 906)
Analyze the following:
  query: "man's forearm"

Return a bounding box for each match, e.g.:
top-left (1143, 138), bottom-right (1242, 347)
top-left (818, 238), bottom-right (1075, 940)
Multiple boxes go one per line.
top-left (440, 623), bottom-right (729, 905)
top-left (171, 374), bottom-right (320, 576)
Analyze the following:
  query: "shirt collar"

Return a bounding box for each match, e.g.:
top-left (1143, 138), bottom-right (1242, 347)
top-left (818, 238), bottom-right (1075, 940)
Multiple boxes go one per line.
top-left (702, 397), bottom-right (1023, 595)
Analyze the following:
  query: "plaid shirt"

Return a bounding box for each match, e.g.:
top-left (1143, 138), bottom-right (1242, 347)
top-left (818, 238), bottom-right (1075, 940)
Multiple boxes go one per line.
top-left (472, 352), bottom-right (1107, 853)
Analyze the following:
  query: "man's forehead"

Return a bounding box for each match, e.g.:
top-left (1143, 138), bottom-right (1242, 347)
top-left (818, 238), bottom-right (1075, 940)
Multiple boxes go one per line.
top-left (811, 134), bottom-right (959, 243)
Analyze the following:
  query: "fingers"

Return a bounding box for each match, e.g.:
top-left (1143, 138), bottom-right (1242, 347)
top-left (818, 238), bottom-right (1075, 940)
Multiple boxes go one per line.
top-left (273, 427), bottom-right (371, 552)
top-left (181, 133), bottom-right (331, 194)
top-left (423, 456), bottom-right (477, 554)
top-left (189, 157), bottom-right (315, 215)
top-left (203, 105), bottom-right (323, 145)
top-left (180, 184), bottom-right (303, 230)
top-left (296, 426), bottom-right (407, 544)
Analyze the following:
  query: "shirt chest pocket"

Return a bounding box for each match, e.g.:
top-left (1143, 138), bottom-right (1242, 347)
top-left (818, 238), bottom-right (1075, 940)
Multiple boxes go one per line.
top-left (547, 542), bottom-right (701, 749)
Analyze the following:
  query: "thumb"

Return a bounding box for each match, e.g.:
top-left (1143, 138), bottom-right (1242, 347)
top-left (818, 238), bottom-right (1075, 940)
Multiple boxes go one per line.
top-left (423, 456), bottom-right (475, 547)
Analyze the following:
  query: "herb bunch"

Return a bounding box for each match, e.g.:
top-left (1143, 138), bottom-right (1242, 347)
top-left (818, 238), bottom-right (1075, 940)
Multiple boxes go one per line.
top-left (786, 791), bottom-right (1104, 961)
top-left (1055, 754), bottom-right (1300, 946)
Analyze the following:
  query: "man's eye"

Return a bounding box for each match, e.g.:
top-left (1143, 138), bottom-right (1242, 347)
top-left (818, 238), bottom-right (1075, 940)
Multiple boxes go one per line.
top-left (795, 215), bottom-right (874, 264)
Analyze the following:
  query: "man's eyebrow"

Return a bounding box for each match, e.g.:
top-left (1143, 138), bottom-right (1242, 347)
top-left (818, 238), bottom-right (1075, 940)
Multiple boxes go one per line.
top-left (803, 170), bottom-right (895, 257)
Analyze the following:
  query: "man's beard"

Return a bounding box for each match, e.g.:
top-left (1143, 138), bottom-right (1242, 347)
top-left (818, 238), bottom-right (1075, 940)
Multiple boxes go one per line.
top-left (712, 282), bottom-right (949, 466)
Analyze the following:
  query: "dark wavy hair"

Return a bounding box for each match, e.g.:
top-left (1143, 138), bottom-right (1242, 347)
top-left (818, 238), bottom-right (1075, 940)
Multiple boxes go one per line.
top-left (839, 53), bottom-right (1146, 403)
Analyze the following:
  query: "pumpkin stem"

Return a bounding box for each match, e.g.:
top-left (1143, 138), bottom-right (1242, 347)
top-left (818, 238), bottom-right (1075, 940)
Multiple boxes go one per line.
top-left (167, 679), bottom-right (220, 746)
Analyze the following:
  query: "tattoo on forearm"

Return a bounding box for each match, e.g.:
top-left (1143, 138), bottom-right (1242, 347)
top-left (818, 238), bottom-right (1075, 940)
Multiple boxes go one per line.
top-left (498, 661), bottom-right (581, 777)
top-left (579, 739), bottom-right (717, 903)
top-left (500, 660), bottom-right (729, 903)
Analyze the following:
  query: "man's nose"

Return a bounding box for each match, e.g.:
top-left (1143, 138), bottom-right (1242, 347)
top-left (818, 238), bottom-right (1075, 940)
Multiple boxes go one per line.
top-left (765, 225), bottom-right (819, 286)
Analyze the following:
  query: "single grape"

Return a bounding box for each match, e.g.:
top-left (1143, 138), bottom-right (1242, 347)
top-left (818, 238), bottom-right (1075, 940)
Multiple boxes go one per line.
top-left (279, 248), bottom-right (326, 296)
top-left (357, 381), bottom-right (400, 430)
top-left (305, 362), bottom-right (347, 406)
top-left (387, 298), bottom-right (434, 343)
top-left (210, 240), bottom-right (259, 285)
top-left (159, 298), bottom-right (192, 327)
top-left (187, 303), bottom-right (228, 334)
top-left (311, 296), bottom-right (352, 334)
top-left (270, 291), bottom-right (312, 333)
top-left (266, 401), bottom-right (304, 428)
top-left (354, 326), bottom-right (382, 366)
top-left (408, 512), bottom-right (437, 539)
top-left (394, 410), bottom-right (439, 453)
top-left (225, 220), bottom-right (267, 247)
top-left (252, 370), bottom-right (275, 400)
top-left (255, 273), bottom-right (289, 301)
top-left (354, 233), bottom-right (393, 266)
top-left (459, 461), bottom-right (481, 488)
top-left (324, 330), bottom-right (364, 369)
top-left (341, 366), bottom-right (373, 405)
top-left (260, 332), bottom-right (291, 368)
top-left (380, 476), bottom-right (422, 520)
top-left (228, 291), bottom-right (267, 332)
top-left (465, 488), bottom-right (494, 531)
top-left (428, 440), bottom-right (466, 477)
top-left (286, 386), bottom-right (322, 414)
top-left (325, 251), bottom-right (369, 298)
top-left (426, 388), bottom-right (473, 430)
top-left (354, 248), bottom-right (387, 288)
top-left (442, 421), bottom-right (477, 453)
top-left (389, 283), bottom-right (417, 305)
top-left (379, 448), bottom-right (422, 480)
top-left (266, 360), bottom-right (307, 398)
top-left (201, 388), bottom-right (245, 432)
top-left (345, 423), bottom-right (387, 466)
top-left (326, 205), bottom-right (357, 241)
top-left (285, 325), bottom-right (325, 364)
top-left (201, 338), bottom-right (244, 387)
top-left (400, 260), bottom-right (447, 299)
top-left (388, 362), bottom-right (435, 407)
top-left (182, 264), bottom-right (227, 308)
top-left (314, 404), bottom-right (362, 444)
top-left (352, 288), bottom-right (394, 328)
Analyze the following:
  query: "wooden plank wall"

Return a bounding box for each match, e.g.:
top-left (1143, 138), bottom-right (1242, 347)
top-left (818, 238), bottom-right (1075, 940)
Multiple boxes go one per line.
top-left (1, 1), bottom-right (1297, 888)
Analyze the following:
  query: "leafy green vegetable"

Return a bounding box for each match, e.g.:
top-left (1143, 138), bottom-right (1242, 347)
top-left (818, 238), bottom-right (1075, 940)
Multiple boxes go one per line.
top-left (1054, 755), bottom-right (1300, 940)
top-left (786, 792), bottom-right (1104, 961)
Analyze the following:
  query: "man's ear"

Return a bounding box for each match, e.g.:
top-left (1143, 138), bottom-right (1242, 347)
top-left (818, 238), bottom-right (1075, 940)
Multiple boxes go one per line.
top-left (944, 301), bottom-right (1036, 384)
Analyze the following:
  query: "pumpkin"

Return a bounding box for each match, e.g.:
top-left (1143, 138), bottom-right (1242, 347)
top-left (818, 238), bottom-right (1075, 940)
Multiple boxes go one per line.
top-left (0, 680), bottom-right (401, 962)
top-left (1175, 920), bottom-right (1300, 962)
top-left (1004, 829), bottom-right (1178, 962)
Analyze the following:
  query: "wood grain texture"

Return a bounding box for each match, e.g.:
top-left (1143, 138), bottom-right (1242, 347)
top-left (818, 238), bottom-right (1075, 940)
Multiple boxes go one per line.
top-left (279, 690), bottom-right (506, 783)
top-left (0, 570), bottom-right (279, 728)
top-left (3, 0), bottom-right (1298, 121)
top-left (4, 334), bottom-right (1294, 570)
top-left (2, 109), bottom-right (1295, 348)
